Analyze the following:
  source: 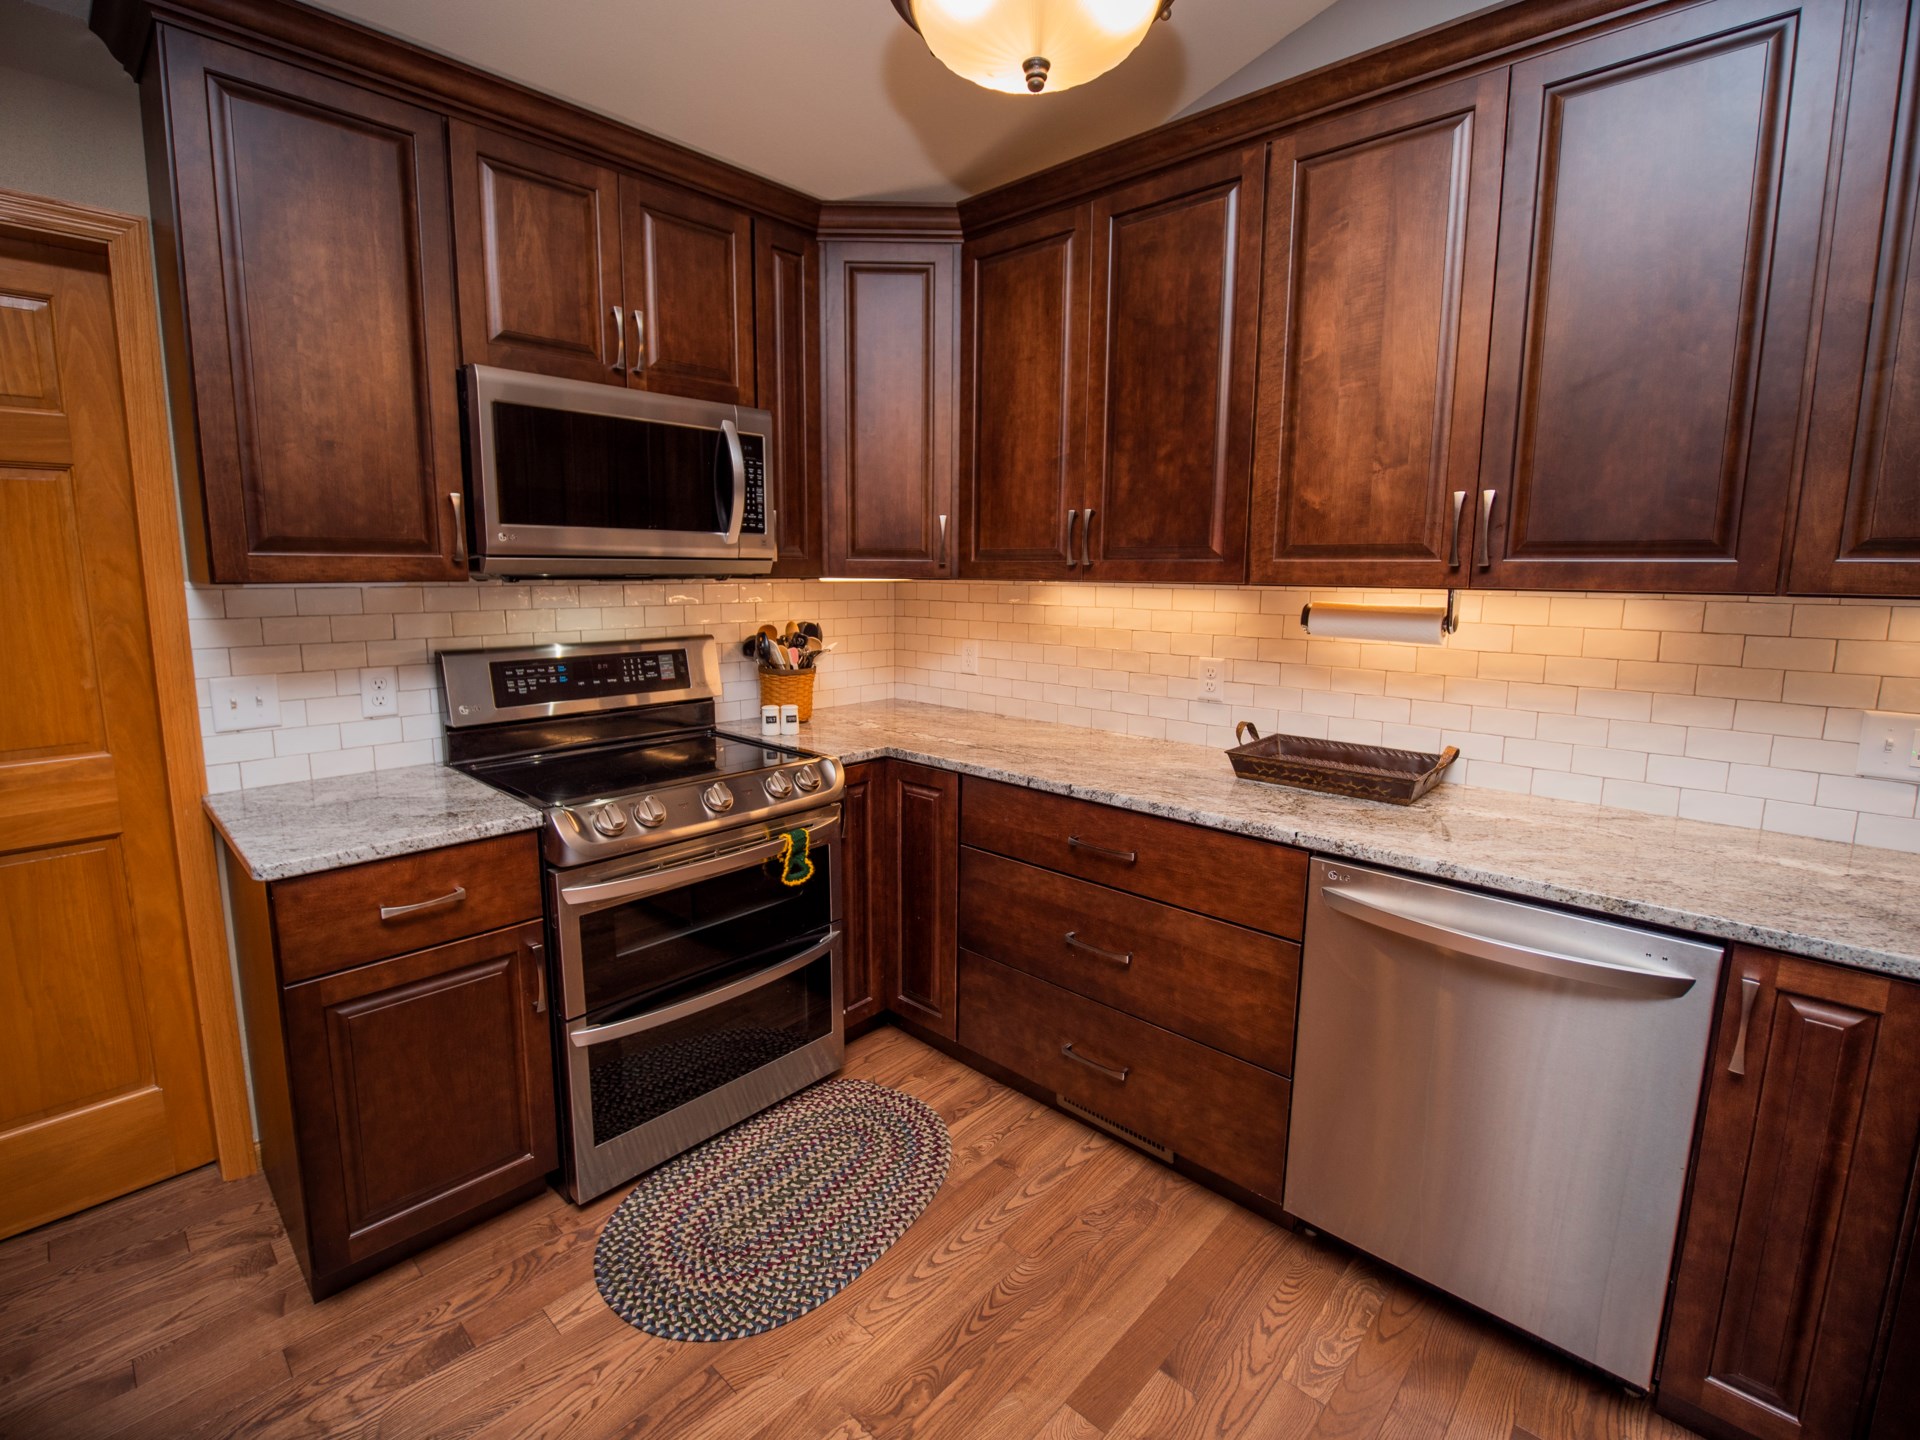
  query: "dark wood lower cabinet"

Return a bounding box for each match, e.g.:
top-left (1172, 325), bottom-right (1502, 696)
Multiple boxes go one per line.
top-left (882, 761), bottom-right (960, 1039)
top-left (839, 762), bottom-right (885, 1030)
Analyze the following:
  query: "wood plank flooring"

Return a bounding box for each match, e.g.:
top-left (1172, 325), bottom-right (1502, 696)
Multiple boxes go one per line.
top-left (0, 1027), bottom-right (1700, 1439)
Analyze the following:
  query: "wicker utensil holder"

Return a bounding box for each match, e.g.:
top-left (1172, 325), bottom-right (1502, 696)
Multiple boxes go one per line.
top-left (757, 667), bottom-right (816, 722)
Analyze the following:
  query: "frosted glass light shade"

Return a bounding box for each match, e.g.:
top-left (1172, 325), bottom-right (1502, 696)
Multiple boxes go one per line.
top-left (907, 0), bottom-right (1163, 94)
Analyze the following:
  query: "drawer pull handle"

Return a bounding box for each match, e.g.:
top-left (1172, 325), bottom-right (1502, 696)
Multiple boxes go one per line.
top-left (1729, 974), bottom-right (1761, 1076)
top-left (378, 886), bottom-right (466, 921)
top-left (1061, 1042), bottom-right (1129, 1083)
top-left (1064, 931), bottom-right (1132, 968)
top-left (1067, 835), bottom-right (1137, 865)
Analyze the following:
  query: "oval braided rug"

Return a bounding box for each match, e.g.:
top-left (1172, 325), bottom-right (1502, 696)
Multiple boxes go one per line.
top-left (594, 1079), bottom-right (950, 1341)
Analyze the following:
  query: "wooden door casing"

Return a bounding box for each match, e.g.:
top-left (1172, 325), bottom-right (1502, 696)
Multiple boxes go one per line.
top-left (1476, 0), bottom-right (1845, 592)
top-left (839, 762), bottom-right (884, 1030)
top-left (1084, 147), bottom-right (1264, 583)
top-left (619, 174), bottom-right (753, 405)
top-left (1251, 72), bottom-right (1507, 587)
top-left (756, 218), bottom-right (825, 578)
top-left (884, 762), bottom-right (959, 1039)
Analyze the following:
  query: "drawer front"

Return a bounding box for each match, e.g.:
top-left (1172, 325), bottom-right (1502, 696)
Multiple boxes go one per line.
top-left (959, 847), bottom-right (1298, 1073)
top-left (961, 777), bottom-right (1306, 938)
top-left (959, 950), bottom-right (1289, 1201)
top-left (274, 832), bottom-right (542, 983)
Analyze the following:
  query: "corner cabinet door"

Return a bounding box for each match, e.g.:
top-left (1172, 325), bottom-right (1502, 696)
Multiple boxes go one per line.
top-left (756, 219), bottom-right (826, 577)
top-left (1250, 72), bottom-right (1506, 587)
top-left (619, 175), bottom-right (754, 404)
top-left (449, 121), bottom-right (625, 384)
top-left (885, 762), bottom-right (959, 1039)
top-left (959, 205), bottom-right (1090, 579)
top-left (282, 922), bottom-right (557, 1286)
top-left (1084, 148), bottom-right (1264, 583)
top-left (839, 761), bottom-right (885, 1028)
top-left (823, 240), bottom-right (960, 578)
top-left (151, 28), bottom-right (464, 583)
top-left (1659, 949), bottom-right (1920, 1440)
top-left (1476, 0), bottom-right (1845, 592)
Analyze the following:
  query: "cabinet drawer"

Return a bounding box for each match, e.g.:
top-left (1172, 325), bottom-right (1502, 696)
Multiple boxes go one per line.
top-left (961, 778), bottom-right (1307, 938)
top-left (959, 847), bottom-right (1298, 1073)
top-left (959, 950), bottom-right (1289, 1202)
top-left (273, 833), bottom-right (541, 983)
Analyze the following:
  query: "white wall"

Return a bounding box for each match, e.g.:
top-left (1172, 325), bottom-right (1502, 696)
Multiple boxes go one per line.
top-left (0, 0), bottom-right (150, 215)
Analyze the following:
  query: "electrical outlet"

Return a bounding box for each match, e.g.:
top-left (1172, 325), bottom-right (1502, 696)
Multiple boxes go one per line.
top-left (959, 640), bottom-right (980, 675)
top-left (360, 666), bottom-right (398, 718)
top-left (210, 675), bottom-right (281, 732)
top-left (1857, 710), bottom-right (1920, 780)
top-left (1200, 660), bottom-right (1223, 696)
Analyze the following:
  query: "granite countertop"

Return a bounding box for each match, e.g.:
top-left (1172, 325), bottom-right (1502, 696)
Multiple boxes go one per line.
top-left (797, 701), bottom-right (1920, 982)
top-left (206, 766), bottom-right (542, 882)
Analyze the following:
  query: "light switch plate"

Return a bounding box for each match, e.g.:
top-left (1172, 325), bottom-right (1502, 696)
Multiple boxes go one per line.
top-left (1855, 710), bottom-right (1920, 781)
top-left (210, 675), bottom-right (281, 732)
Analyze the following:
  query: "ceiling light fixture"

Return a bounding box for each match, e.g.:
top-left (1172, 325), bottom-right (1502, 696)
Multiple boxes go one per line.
top-left (889, 0), bottom-right (1174, 95)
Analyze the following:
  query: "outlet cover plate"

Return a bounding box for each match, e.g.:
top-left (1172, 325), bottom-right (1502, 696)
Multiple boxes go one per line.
top-left (211, 675), bottom-right (281, 732)
top-left (360, 666), bottom-right (399, 718)
top-left (959, 641), bottom-right (980, 675)
top-left (1856, 710), bottom-right (1920, 781)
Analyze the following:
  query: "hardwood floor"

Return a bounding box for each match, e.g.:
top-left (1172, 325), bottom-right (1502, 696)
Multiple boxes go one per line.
top-left (0, 1027), bottom-right (1698, 1439)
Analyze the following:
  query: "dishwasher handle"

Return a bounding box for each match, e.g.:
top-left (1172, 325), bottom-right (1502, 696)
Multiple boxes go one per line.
top-left (1320, 884), bottom-right (1697, 998)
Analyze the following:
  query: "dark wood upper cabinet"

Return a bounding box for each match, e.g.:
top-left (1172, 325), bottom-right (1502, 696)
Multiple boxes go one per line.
top-left (755, 219), bottom-right (825, 577)
top-left (1475, 0), bottom-right (1845, 593)
top-left (449, 122), bottom-right (624, 384)
top-left (823, 239), bottom-right (959, 578)
top-left (883, 761), bottom-right (959, 1040)
top-left (1250, 73), bottom-right (1506, 587)
top-left (1790, 0), bottom-right (1920, 596)
top-left (1083, 147), bottom-right (1264, 583)
top-left (959, 204), bottom-right (1090, 579)
top-left (1660, 948), bottom-right (1920, 1440)
top-left (146, 28), bottom-right (464, 583)
top-left (619, 174), bottom-right (754, 405)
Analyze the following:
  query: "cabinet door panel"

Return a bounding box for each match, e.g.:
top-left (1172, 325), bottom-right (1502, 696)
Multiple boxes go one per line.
top-left (620, 176), bottom-right (753, 404)
top-left (1086, 148), bottom-right (1263, 582)
top-left (756, 220), bottom-right (825, 578)
top-left (1251, 73), bottom-right (1505, 586)
top-left (885, 762), bottom-right (958, 1038)
top-left (839, 762), bottom-right (884, 1029)
top-left (960, 205), bottom-right (1089, 578)
top-left (450, 122), bottom-right (622, 383)
top-left (156, 30), bottom-right (463, 581)
top-left (1479, 0), bottom-right (1843, 592)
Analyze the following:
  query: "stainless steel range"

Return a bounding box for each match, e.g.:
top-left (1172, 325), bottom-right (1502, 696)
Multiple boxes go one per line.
top-left (441, 636), bottom-right (844, 1202)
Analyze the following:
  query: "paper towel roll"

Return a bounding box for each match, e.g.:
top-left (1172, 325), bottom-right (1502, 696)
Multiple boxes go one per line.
top-left (1301, 602), bottom-right (1450, 646)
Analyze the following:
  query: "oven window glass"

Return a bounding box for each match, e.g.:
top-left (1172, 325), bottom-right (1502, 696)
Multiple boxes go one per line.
top-left (587, 946), bottom-right (833, 1145)
top-left (492, 401), bottom-right (730, 534)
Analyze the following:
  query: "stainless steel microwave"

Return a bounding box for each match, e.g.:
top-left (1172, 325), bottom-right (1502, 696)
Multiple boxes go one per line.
top-left (459, 365), bottom-right (776, 578)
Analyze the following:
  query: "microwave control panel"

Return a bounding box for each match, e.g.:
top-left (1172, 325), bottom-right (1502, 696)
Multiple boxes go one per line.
top-left (491, 648), bottom-right (689, 708)
top-left (742, 432), bottom-right (767, 537)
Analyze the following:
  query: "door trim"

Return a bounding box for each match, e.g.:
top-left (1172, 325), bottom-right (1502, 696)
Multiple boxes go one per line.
top-left (0, 187), bottom-right (255, 1180)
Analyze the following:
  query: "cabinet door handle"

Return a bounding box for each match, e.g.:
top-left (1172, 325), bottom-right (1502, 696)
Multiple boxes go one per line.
top-left (528, 938), bottom-right (547, 1014)
top-left (1728, 974), bottom-right (1761, 1076)
top-left (632, 308), bottom-right (646, 372)
top-left (448, 491), bottom-right (468, 567)
top-left (1448, 489), bottom-right (1466, 569)
top-left (1064, 931), bottom-right (1132, 968)
top-left (1066, 507), bottom-right (1080, 567)
top-left (611, 305), bottom-right (625, 372)
top-left (1068, 835), bottom-right (1137, 865)
top-left (938, 512), bottom-right (949, 568)
top-left (1476, 488), bottom-right (1496, 570)
top-left (1080, 507), bottom-right (1095, 568)
top-left (1061, 1042), bottom-right (1130, 1083)
top-left (378, 886), bottom-right (465, 921)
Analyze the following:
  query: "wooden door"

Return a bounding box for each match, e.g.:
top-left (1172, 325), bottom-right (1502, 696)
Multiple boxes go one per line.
top-left (1789, 0), bottom-right (1920, 595)
top-left (281, 922), bottom-right (555, 1294)
top-left (151, 29), bottom-right (464, 583)
top-left (823, 240), bottom-right (959, 578)
top-left (449, 121), bottom-right (624, 384)
top-left (839, 762), bottom-right (884, 1030)
top-left (0, 236), bottom-right (214, 1239)
top-left (1660, 949), bottom-right (1920, 1440)
top-left (756, 219), bottom-right (825, 577)
top-left (884, 762), bottom-right (959, 1039)
top-left (959, 204), bottom-right (1090, 579)
top-left (619, 174), bottom-right (753, 404)
top-left (1476, 0), bottom-right (1845, 592)
top-left (1084, 148), bottom-right (1263, 583)
top-left (1251, 73), bottom-right (1506, 587)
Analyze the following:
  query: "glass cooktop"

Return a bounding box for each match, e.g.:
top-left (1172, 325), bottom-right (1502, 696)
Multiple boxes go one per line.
top-left (462, 732), bottom-right (809, 808)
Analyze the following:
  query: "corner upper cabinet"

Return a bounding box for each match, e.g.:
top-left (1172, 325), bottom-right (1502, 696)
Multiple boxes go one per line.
top-left (143, 28), bottom-right (465, 583)
top-left (756, 219), bottom-right (826, 577)
top-left (1250, 73), bottom-right (1506, 587)
top-left (619, 175), bottom-right (754, 405)
top-left (1475, 0), bottom-right (1845, 592)
top-left (823, 239), bottom-right (959, 578)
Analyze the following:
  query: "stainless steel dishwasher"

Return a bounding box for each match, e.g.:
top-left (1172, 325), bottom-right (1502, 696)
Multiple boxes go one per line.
top-left (1285, 857), bottom-right (1724, 1388)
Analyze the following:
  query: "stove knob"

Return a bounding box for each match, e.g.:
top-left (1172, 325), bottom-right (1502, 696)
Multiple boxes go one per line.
top-left (764, 771), bottom-right (795, 800)
top-left (701, 781), bottom-right (736, 813)
top-left (630, 795), bottom-right (668, 829)
top-left (793, 764), bottom-right (822, 793)
top-left (590, 804), bottom-right (628, 837)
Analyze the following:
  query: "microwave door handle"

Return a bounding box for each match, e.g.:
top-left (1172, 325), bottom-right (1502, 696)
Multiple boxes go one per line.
top-left (569, 929), bottom-right (839, 1047)
top-left (720, 418), bottom-right (746, 545)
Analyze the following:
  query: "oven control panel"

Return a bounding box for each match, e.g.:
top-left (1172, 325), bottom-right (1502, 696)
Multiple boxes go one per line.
top-left (491, 649), bottom-right (687, 709)
top-left (441, 637), bottom-right (721, 727)
top-left (548, 755), bottom-right (843, 866)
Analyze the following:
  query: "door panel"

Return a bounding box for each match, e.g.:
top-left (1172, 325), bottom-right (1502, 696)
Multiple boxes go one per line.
top-left (620, 175), bottom-right (753, 404)
top-left (1251, 73), bottom-right (1506, 586)
top-left (756, 219), bottom-right (825, 577)
top-left (839, 762), bottom-right (883, 1029)
top-left (886, 762), bottom-right (958, 1039)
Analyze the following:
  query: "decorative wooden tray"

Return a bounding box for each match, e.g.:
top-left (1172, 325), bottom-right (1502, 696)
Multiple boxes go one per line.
top-left (1227, 723), bottom-right (1459, 806)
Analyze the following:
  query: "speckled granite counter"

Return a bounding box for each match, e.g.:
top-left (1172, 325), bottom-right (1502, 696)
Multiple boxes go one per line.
top-left (206, 766), bottom-right (541, 882)
top-left (796, 701), bottom-right (1920, 982)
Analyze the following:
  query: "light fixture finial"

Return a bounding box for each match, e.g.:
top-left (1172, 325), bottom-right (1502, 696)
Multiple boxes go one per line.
top-left (1022, 56), bottom-right (1050, 93)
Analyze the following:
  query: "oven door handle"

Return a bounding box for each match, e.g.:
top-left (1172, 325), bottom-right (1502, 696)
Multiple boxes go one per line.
top-left (720, 418), bottom-right (746, 545)
top-left (557, 817), bottom-right (836, 911)
top-left (569, 929), bottom-right (839, 1048)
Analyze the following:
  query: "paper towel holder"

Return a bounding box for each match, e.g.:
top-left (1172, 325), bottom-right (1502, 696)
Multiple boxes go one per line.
top-left (1299, 589), bottom-right (1458, 638)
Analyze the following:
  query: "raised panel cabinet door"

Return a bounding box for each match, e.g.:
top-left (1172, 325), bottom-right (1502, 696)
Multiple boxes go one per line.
top-left (959, 204), bottom-right (1090, 578)
top-left (1475, 0), bottom-right (1845, 593)
top-left (886, 762), bottom-right (959, 1039)
top-left (1085, 147), bottom-right (1264, 583)
top-left (449, 121), bottom-right (624, 384)
top-left (1659, 949), bottom-right (1920, 1440)
top-left (838, 762), bottom-right (884, 1029)
top-left (1251, 72), bottom-right (1506, 587)
top-left (755, 219), bottom-right (825, 577)
top-left (150, 28), bottom-right (464, 582)
top-left (619, 174), bottom-right (753, 404)
top-left (823, 240), bottom-right (959, 578)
